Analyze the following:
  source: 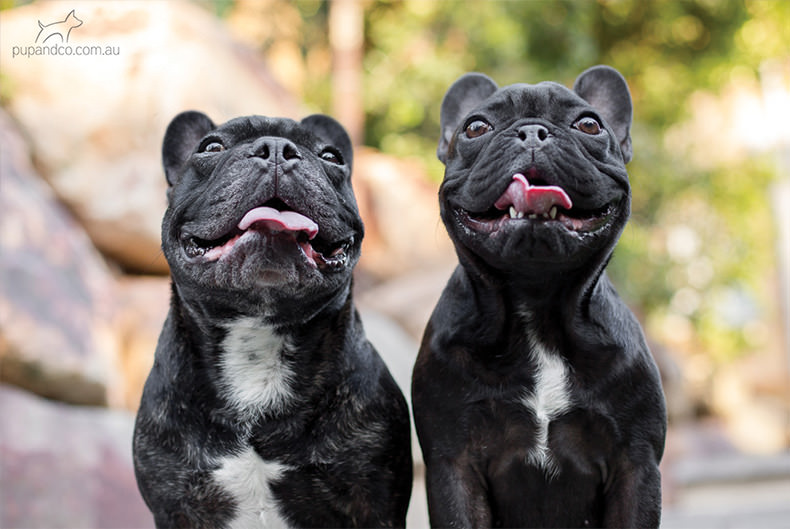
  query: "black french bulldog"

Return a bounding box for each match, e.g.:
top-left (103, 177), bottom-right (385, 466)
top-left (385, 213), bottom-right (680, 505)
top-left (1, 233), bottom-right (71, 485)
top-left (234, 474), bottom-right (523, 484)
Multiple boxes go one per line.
top-left (133, 112), bottom-right (412, 528)
top-left (412, 66), bottom-right (667, 528)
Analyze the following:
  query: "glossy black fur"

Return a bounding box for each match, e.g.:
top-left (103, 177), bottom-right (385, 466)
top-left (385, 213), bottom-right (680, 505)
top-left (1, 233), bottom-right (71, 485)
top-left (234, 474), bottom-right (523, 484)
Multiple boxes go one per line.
top-left (412, 66), bottom-right (666, 528)
top-left (133, 112), bottom-right (412, 528)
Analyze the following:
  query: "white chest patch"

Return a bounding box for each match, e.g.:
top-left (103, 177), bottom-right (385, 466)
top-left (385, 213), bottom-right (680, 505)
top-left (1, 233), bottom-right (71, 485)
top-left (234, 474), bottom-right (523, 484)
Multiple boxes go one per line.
top-left (520, 337), bottom-right (572, 478)
top-left (220, 317), bottom-right (295, 419)
top-left (213, 447), bottom-right (292, 529)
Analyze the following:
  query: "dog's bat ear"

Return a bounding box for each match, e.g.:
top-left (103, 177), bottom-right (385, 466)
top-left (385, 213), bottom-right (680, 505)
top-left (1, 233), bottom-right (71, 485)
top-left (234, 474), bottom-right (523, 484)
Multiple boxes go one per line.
top-left (438, 73), bottom-right (499, 164)
top-left (301, 114), bottom-right (354, 171)
top-left (573, 65), bottom-right (633, 164)
top-left (162, 111), bottom-right (216, 187)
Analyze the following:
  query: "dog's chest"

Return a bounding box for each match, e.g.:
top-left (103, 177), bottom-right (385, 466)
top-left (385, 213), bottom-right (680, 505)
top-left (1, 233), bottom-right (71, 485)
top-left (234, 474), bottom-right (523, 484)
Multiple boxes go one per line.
top-left (214, 319), bottom-right (298, 527)
top-left (213, 446), bottom-right (292, 529)
top-left (518, 338), bottom-right (573, 477)
top-left (219, 317), bottom-right (296, 418)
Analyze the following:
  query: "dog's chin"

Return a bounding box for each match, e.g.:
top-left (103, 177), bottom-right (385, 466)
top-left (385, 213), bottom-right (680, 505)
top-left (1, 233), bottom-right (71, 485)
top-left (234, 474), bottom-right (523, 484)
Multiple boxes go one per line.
top-left (445, 198), bottom-right (626, 269)
top-left (169, 227), bottom-right (357, 296)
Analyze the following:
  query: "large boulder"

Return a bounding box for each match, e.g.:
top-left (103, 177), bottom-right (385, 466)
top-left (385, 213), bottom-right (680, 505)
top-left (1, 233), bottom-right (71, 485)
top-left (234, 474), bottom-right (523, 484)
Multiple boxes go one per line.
top-left (354, 148), bottom-right (455, 279)
top-left (0, 110), bottom-right (123, 407)
top-left (0, 0), bottom-right (300, 273)
top-left (1, 2), bottom-right (455, 280)
top-left (357, 264), bottom-right (456, 340)
top-left (0, 385), bottom-right (153, 528)
top-left (115, 275), bottom-right (171, 411)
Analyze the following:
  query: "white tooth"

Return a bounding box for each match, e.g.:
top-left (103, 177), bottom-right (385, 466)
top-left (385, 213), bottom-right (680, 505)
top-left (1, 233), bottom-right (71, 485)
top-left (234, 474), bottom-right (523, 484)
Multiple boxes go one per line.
top-left (517, 212), bottom-right (524, 219)
top-left (550, 206), bottom-right (558, 219)
top-left (528, 213), bottom-right (537, 219)
top-left (509, 206), bottom-right (518, 219)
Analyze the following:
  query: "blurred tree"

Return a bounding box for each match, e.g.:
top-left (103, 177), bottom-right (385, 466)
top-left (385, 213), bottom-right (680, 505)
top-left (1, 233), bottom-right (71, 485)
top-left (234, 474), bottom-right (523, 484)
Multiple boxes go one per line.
top-left (329, 0), bottom-right (365, 146)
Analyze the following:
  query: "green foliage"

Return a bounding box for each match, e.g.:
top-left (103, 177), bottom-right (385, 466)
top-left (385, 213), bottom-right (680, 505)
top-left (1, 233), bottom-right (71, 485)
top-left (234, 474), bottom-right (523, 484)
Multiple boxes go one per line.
top-left (213, 0), bottom-right (788, 361)
top-left (359, 0), bottom-right (786, 360)
top-left (0, 0), bottom-right (32, 10)
top-left (362, 0), bottom-right (602, 178)
top-left (0, 71), bottom-right (14, 106)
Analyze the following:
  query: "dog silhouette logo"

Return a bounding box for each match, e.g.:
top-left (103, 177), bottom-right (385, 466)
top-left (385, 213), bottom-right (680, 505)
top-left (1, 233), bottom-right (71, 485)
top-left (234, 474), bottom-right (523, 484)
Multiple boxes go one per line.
top-left (35, 9), bottom-right (83, 44)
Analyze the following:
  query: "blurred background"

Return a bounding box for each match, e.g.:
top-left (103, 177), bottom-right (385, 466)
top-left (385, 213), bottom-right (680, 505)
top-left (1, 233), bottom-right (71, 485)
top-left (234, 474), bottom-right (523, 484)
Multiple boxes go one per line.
top-left (0, 0), bottom-right (788, 527)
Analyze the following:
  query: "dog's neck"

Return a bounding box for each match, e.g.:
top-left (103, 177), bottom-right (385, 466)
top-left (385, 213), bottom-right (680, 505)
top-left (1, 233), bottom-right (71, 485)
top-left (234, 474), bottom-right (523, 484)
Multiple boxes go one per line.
top-left (458, 241), bottom-right (605, 298)
top-left (449, 249), bottom-right (617, 357)
top-left (173, 275), bottom-right (354, 330)
top-left (167, 278), bottom-right (359, 387)
top-left (166, 280), bottom-right (359, 420)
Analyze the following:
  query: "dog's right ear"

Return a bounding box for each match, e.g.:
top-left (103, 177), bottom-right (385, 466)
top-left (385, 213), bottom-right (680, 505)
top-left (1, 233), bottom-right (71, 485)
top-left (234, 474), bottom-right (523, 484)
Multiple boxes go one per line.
top-left (438, 73), bottom-right (498, 164)
top-left (573, 66), bottom-right (633, 164)
top-left (162, 111), bottom-right (215, 187)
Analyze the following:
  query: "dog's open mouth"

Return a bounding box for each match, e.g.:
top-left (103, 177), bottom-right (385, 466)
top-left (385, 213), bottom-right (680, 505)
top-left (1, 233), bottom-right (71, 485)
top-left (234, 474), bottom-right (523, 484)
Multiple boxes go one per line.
top-left (183, 200), bottom-right (352, 271)
top-left (461, 173), bottom-right (615, 235)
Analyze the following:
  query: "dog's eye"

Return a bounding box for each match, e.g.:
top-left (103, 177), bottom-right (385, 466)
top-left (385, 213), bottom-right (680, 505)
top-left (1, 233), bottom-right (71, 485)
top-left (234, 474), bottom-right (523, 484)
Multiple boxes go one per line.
top-left (573, 117), bottom-right (602, 135)
top-left (320, 148), bottom-right (343, 165)
top-left (199, 140), bottom-right (225, 153)
top-left (465, 119), bottom-right (493, 139)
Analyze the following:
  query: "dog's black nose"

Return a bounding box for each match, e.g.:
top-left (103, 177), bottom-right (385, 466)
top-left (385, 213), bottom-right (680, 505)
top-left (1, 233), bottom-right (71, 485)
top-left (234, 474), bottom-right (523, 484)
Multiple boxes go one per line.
top-left (517, 124), bottom-right (549, 144)
top-left (251, 137), bottom-right (302, 163)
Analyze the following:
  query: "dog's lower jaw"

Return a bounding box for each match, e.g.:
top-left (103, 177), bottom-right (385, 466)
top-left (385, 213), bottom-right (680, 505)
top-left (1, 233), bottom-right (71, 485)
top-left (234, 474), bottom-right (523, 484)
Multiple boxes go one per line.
top-left (442, 200), bottom-right (628, 301)
top-left (165, 226), bottom-right (359, 321)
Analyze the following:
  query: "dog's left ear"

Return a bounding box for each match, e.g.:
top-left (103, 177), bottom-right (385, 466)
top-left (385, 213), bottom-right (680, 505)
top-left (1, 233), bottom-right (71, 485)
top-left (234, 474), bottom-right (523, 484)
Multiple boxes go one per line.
top-left (573, 65), bottom-right (633, 163)
top-left (301, 114), bottom-right (353, 171)
top-left (438, 73), bottom-right (499, 164)
top-left (162, 111), bottom-right (216, 187)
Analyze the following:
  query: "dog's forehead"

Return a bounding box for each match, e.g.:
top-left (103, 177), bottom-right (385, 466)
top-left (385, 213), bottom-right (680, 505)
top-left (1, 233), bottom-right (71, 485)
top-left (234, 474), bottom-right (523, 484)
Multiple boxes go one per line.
top-left (218, 116), bottom-right (317, 145)
top-left (480, 82), bottom-right (589, 119)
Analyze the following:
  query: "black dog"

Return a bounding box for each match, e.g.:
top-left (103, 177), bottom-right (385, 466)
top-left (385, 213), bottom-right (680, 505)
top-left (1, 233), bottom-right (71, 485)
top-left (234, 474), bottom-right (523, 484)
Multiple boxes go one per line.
top-left (133, 112), bottom-right (412, 528)
top-left (412, 66), bottom-right (666, 528)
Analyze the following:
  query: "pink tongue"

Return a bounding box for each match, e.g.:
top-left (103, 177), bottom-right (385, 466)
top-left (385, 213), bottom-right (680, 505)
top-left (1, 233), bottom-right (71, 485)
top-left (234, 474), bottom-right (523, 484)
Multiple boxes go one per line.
top-left (493, 173), bottom-right (572, 214)
top-left (238, 207), bottom-right (319, 239)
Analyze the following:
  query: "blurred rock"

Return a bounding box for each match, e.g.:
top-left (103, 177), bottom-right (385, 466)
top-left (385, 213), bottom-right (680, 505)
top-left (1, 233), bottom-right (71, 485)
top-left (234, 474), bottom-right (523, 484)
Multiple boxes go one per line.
top-left (1, 2), bottom-right (453, 280)
top-left (710, 350), bottom-right (790, 454)
top-left (358, 307), bottom-right (419, 408)
top-left (0, 110), bottom-right (124, 407)
top-left (0, 385), bottom-right (153, 529)
top-left (357, 305), bottom-right (426, 503)
top-left (648, 340), bottom-right (697, 423)
top-left (354, 148), bottom-right (455, 279)
top-left (358, 306), bottom-right (418, 410)
top-left (116, 276), bottom-right (171, 411)
top-left (661, 420), bottom-right (790, 528)
top-left (0, 0), bottom-right (300, 273)
top-left (357, 264), bottom-right (455, 340)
